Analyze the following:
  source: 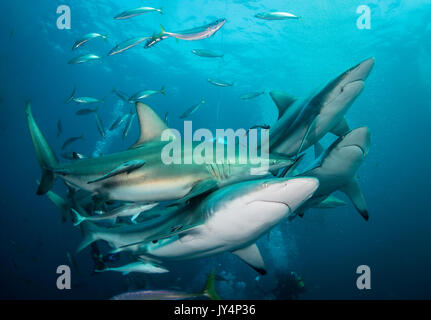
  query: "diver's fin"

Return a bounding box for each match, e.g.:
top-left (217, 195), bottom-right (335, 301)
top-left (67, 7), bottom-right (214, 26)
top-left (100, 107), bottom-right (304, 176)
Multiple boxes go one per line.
top-left (314, 142), bottom-right (324, 159)
top-left (340, 178), bottom-right (369, 221)
top-left (26, 101), bottom-right (58, 195)
top-left (77, 221), bottom-right (101, 253)
top-left (232, 243), bottom-right (266, 275)
top-left (330, 118), bottom-right (350, 137)
top-left (313, 195), bottom-right (347, 208)
top-left (269, 91), bottom-right (297, 120)
top-left (130, 102), bottom-right (173, 148)
top-left (203, 270), bottom-right (221, 300)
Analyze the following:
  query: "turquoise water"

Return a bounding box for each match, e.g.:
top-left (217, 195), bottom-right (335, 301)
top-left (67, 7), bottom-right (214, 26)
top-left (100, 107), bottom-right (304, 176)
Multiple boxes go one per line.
top-left (0, 0), bottom-right (430, 299)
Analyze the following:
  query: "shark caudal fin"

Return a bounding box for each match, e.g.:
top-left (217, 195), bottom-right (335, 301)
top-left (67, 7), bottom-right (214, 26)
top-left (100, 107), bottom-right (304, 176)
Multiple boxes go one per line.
top-left (203, 270), bottom-right (221, 300)
top-left (26, 101), bottom-right (58, 195)
top-left (77, 221), bottom-right (101, 253)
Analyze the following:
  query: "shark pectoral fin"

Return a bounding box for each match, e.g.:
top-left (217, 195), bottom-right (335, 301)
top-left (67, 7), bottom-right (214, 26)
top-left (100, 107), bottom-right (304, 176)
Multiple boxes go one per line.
top-left (330, 118), bottom-right (350, 137)
top-left (314, 195), bottom-right (347, 208)
top-left (130, 102), bottom-right (174, 148)
top-left (232, 244), bottom-right (266, 275)
top-left (314, 142), bottom-right (324, 159)
top-left (340, 178), bottom-right (369, 221)
top-left (269, 91), bottom-right (297, 120)
top-left (176, 180), bottom-right (219, 204)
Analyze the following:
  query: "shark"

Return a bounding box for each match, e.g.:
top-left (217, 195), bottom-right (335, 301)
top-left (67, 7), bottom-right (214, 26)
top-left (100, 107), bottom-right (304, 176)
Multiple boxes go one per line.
top-left (295, 127), bottom-right (371, 221)
top-left (25, 101), bottom-right (293, 203)
top-left (133, 177), bottom-right (319, 274)
top-left (267, 58), bottom-right (375, 158)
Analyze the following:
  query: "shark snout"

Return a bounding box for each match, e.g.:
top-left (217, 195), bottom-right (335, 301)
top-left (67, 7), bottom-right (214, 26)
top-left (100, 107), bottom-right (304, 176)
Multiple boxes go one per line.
top-left (257, 177), bottom-right (319, 212)
top-left (348, 57), bottom-right (375, 82)
top-left (339, 127), bottom-right (371, 157)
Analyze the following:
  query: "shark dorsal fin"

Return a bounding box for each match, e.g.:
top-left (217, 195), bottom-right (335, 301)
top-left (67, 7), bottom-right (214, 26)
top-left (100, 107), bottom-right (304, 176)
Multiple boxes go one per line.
top-left (131, 102), bottom-right (172, 148)
top-left (269, 91), bottom-right (297, 120)
top-left (232, 243), bottom-right (266, 275)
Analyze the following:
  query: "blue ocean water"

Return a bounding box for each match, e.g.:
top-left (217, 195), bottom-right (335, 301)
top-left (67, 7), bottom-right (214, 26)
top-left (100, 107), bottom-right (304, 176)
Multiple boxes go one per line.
top-left (0, 0), bottom-right (430, 299)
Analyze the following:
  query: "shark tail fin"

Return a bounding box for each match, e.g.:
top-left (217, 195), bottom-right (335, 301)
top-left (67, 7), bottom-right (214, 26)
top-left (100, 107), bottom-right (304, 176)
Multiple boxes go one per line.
top-left (203, 270), bottom-right (221, 300)
top-left (71, 208), bottom-right (87, 226)
top-left (26, 101), bottom-right (58, 195)
top-left (77, 221), bottom-right (101, 253)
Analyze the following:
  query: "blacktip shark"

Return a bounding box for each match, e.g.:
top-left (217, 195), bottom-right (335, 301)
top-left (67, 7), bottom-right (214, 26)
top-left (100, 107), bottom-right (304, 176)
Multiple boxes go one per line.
top-left (267, 58), bottom-right (375, 158)
top-left (26, 101), bottom-right (293, 202)
top-left (296, 127), bottom-right (371, 221)
top-left (134, 177), bottom-right (319, 275)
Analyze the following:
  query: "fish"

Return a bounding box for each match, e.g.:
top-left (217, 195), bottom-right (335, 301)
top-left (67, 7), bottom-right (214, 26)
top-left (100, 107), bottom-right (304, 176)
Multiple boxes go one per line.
top-left (267, 57), bottom-right (375, 157)
top-left (296, 127), bottom-right (371, 221)
top-left (68, 54), bottom-right (103, 65)
top-left (56, 120), bottom-right (62, 138)
top-left (73, 97), bottom-right (104, 104)
top-left (111, 88), bottom-right (131, 103)
top-left (72, 202), bottom-right (159, 225)
top-left (61, 135), bottom-right (84, 150)
top-left (26, 101), bottom-right (293, 201)
top-left (123, 112), bottom-right (136, 139)
top-left (65, 86), bottom-right (76, 104)
top-left (240, 91), bottom-right (265, 100)
top-left (129, 87), bottom-right (165, 102)
top-left (109, 37), bottom-right (151, 55)
top-left (87, 159), bottom-right (147, 184)
top-left (255, 12), bottom-right (299, 20)
top-left (76, 108), bottom-right (97, 116)
top-left (137, 177), bottom-right (318, 275)
top-left (94, 111), bottom-right (106, 138)
top-left (114, 7), bottom-right (163, 20)
top-left (245, 124), bottom-right (270, 135)
top-left (180, 98), bottom-right (206, 119)
top-left (111, 271), bottom-right (220, 300)
top-left (110, 113), bottom-right (130, 131)
top-left (208, 78), bottom-right (233, 87)
top-left (191, 49), bottom-right (224, 58)
top-left (144, 35), bottom-right (169, 49)
top-left (160, 19), bottom-right (226, 41)
top-left (72, 33), bottom-right (108, 50)
top-left (96, 261), bottom-right (168, 275)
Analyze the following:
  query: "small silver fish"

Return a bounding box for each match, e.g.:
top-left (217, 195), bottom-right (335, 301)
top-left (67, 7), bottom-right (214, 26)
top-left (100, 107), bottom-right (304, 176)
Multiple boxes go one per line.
top-left (62, 135), bottom-right (84, 150)
top-left (87, 159), bottom-right (146, 184)
top-left (68, 54), bottom-right (103, 65)
top-left (191, 49), bottom-right (224, 58)
top-left (76, 108), bottom-right (97, 116)
top-left (94, 112), bottom-right (106, 138)
top-left (180, 98), bottom-right (206, 119)
top-left (129, 86), bottom-right (165, 102)
top-left (240, 91), bottom-right (265, 100)
top-left (109, 37), bottom-right (151, 55)
top-left (73, 33), bottom-right (108, 50)
top-left (208, 78), bottom-right (233, 87)
top-left (123, 112), bottom-right (136, 139)
top-left (73, 97), bottom-right (104, 104)
top-left (110, 113), bottom-right (129, 131)
top-left (111, 271), bottom-right (220, 300)
top-left (161, 19), bottom-right (226, 41)
top-left (255, 12), bottom-right (299, 20)
top-left (114, 7), bottom-right (163, 20)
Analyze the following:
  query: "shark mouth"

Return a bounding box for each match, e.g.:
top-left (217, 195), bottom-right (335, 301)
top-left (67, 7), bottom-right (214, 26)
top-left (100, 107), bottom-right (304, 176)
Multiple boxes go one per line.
top-left (248, 200), bottom-right (293, 213)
